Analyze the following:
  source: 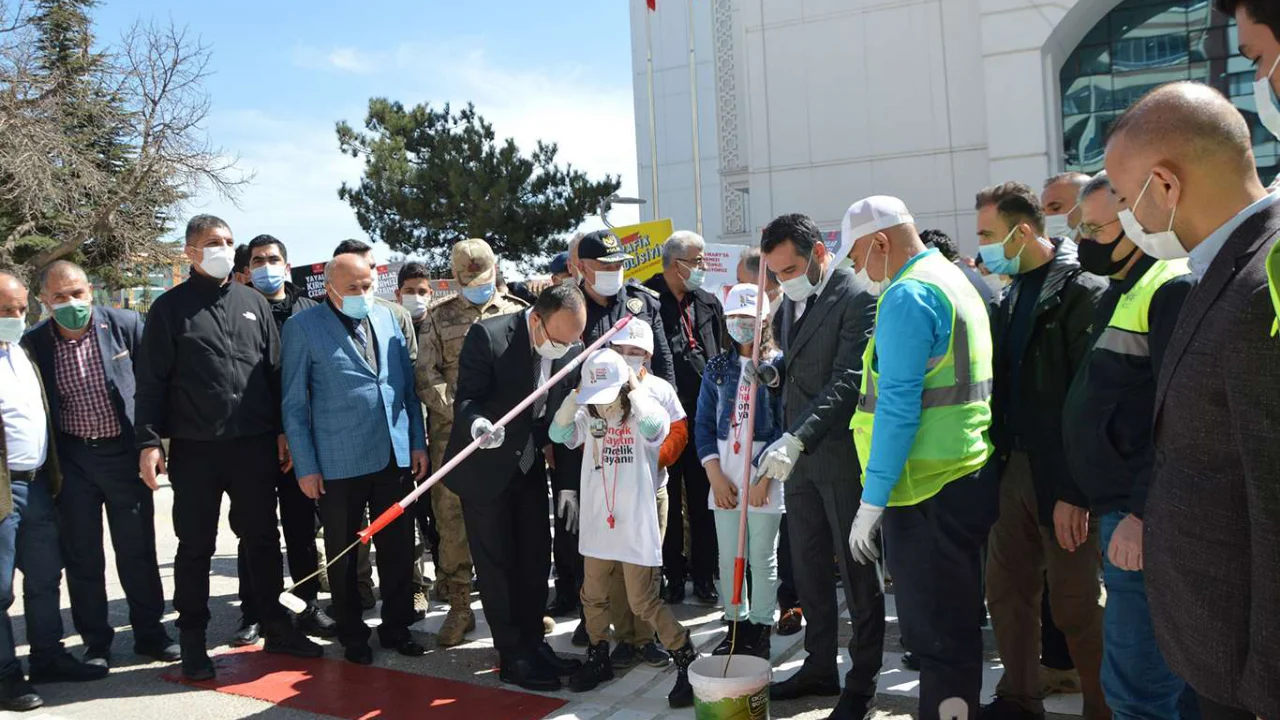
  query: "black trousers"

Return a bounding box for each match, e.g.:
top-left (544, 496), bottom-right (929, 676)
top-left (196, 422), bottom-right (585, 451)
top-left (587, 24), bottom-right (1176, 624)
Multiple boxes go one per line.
top-left (883, 471), bottom-right (999, 720)
top-left (776, 513), bottom-right (799, 611)
top-left (168, 435), bottom-right (286, 634)
top-left (785, 474), bottom-right (885, 696)
top-left (317, 462), bottom-right (416, 648)
top-left (662, 438), bottom-right (717, 585)
top-left (461, 460), bottom-right (551, 659)
top-left (411, 485), bottom-right (439, 588)
top-left (237, 466), bottom-right (320, 623)
top-left (57, 436), bottom-right (167, 651)
top-left (551, 448), bottom-right (583, 604)
top-left (1196, 693), bottom-right (1252, 720)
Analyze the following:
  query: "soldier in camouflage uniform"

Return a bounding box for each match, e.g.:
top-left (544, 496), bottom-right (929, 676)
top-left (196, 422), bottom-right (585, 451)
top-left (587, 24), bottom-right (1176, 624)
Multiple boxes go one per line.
top-left (415, 239), bottom-right (527, 647)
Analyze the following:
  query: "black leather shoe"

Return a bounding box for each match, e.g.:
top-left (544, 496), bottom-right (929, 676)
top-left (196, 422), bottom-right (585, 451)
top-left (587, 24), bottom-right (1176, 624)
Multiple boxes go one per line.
top-left (776, 607), bottom-right (803, 636)
top-left (180, 634), bottom-right (214, 681)
top-left (134, 639), bottom-right (182, 663)
top-left (570, 620), bottom-right (589, 647)
top-left (297, 605), bottom-right (338, 639)
top-left (827, 689), bottom-right (876, 719)
top-left (663, 580), bottom-right (685, 604)
top-left (499, 655), bottom-right (561, 692)
top-left (344, 644), bottom-right (374, 665)
top-left (230, 619), bottom-right (259, 647)
top-left (536, 641), bottom-right (582, 676)
top-left (0, 673), bottom-right (42, 711)
top-left (382, 638), bottom-right (426, 657)
top-left (28, 653), bottom-right (109, 683)
top-left (979, 697), bottom-right (1045, 720)
top-left (902, 651), bottom-right (921, 672)
top-left (263, 624), bottom-right (323, 659)
top-left (83, 646), bottom-right (110, 669)
top-left (769, 671), bottom-right (841, 701)
top-left (692, 579), bottom-right (719, 605)
top-left (545, 594), bottom-right (579, 618)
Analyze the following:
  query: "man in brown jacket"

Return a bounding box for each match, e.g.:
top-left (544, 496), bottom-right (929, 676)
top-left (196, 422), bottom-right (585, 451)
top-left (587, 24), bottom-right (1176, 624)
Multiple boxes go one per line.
top-left (0, 272), bottom-right (107, 712)
top-left (1105, 81), bottom-right (1280, 720)
top-left (415, 239), bottom-right (526, 646)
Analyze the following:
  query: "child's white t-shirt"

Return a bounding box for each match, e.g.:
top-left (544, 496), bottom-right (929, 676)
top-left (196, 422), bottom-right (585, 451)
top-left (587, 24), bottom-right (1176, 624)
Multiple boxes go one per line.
top-left (709, 355), bottom-right (784, 514)
top-left (639, 372), bottom-right (685, 490)
top-left (566, 405), bottom-right (670, 567)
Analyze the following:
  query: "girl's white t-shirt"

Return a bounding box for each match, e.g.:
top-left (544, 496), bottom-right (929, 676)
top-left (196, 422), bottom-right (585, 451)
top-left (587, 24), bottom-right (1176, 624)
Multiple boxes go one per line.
top-left (639, 372), bottom-right (685, 490)
top-left (567, 405), bottom-right (670, 567)
top-left (709, 356), bottom-right (784, 514)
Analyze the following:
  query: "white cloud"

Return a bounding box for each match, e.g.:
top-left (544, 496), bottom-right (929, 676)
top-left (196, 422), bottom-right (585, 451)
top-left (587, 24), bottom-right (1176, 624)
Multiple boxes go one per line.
top-left (187, 43), bottom-right (638, 273)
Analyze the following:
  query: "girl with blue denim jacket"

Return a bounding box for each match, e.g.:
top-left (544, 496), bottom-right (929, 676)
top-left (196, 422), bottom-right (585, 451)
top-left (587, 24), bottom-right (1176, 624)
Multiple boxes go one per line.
top-left (693, 283), bottom-right (784, 659)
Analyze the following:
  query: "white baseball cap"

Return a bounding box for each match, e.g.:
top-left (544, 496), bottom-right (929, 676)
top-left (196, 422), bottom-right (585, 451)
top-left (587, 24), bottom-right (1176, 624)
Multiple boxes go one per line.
top-left (841, 196), bottom-right (915, 253)
top-left (611, 318), bottom-right (654, 355)
top-left (723, 283), bottom-right (770, 318)
top-left (576, 349), bottom-right (630, 405)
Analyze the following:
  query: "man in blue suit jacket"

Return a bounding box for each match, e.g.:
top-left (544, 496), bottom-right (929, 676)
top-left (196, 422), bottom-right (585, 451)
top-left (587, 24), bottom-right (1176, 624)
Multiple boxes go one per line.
top-left (23, 261), bottom-right (178, 668)
top-left (281, 253), bottom-right (427, 666)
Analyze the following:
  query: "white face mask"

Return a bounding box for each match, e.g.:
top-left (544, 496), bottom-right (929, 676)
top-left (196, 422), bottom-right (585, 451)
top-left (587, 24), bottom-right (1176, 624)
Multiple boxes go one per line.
top-left (854, 242), bottom-right (889, 297)
top-left (401, 294), bottom-right (429, 319)
top-left (590, 268), bottom-right (624, 297)
top-left (1044, 212), bottom-right (1075, 239)
top-left (533, 315), bottom-right (571, 360)
top-left (1255, 55), bottom-right (1280, 140)
top-left (1118, 173), bottom-right (1186, 260)
top-left (197, 244), bottom-right (235, 280)
top-left (780, 252), bottom-right (818, 302)
top-left (622, 355), bottom-right (646, 375)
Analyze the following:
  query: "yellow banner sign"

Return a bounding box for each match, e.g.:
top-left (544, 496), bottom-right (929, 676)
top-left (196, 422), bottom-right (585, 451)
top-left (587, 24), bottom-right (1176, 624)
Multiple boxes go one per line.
top-left (615, 218), bottom-right (675, 283)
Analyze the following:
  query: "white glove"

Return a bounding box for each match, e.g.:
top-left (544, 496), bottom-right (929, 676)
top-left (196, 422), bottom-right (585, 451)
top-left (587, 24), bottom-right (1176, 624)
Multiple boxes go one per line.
top-left (553, 393), bottom-right (579, 428)
top-left (557, 489), bottom-right (579, 534)
top-left (742, 359), bottom-right (780, 388)
top-left (848, 501), bottom-right (885, 565)
top-left (753, 432), bottom-right (803, 484)
top-left (470, 417), bottom-right (506, 449)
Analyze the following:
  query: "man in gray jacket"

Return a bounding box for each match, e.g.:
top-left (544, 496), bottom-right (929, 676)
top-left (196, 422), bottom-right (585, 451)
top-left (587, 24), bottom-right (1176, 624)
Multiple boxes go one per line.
top-left (754, 213), bottom-right (884, 719)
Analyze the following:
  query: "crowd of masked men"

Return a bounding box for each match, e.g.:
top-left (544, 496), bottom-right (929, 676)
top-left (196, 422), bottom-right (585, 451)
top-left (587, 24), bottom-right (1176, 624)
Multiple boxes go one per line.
top-left (0, 76), bottom-right (1277, 720)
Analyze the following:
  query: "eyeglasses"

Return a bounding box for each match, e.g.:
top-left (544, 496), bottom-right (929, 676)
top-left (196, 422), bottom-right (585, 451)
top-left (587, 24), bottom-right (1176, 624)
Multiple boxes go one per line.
top-left (1077, 218), bottom-right (1120, 240)
top-left (675, 256), bottom-right (707, 269)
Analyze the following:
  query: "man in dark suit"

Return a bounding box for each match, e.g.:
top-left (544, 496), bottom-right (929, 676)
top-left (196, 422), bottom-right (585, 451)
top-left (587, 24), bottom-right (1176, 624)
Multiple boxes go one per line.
top-left (1105, 81), bottom-right (1280, 720)
top-left (446, 282), bottom-right (587, 692)
top-left (753, 213), bottom-right (884, 719)
top-left (23, 261), bottom-right (178, 669)
top-left (1, 271), bottom-right (108, 712)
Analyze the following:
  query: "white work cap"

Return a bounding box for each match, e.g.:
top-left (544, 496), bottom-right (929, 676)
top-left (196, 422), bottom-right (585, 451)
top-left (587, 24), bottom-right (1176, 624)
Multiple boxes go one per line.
top-left (841, 196), bottom-right (915, 252)
top-left (611, 318), bottom-right (654, 355)
top-left (722, 283), bottom-right (770, 318)
top-left (576, 349), bottom-right (629, 405)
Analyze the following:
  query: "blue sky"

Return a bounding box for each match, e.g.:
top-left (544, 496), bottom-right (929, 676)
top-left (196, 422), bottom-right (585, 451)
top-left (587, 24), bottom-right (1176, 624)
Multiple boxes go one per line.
top-left (90, 0), bottom-right (641, 267)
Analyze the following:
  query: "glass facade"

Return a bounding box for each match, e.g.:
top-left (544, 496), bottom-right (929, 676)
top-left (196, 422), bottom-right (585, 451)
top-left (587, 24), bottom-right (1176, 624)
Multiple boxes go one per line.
top-left (1061, 0), bottom-right (1279, 183)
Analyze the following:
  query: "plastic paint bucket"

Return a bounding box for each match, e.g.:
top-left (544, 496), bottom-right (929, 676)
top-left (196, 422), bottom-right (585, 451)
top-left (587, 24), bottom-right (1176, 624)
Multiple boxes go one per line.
top-left (688, 655), bottom-right (771, 719)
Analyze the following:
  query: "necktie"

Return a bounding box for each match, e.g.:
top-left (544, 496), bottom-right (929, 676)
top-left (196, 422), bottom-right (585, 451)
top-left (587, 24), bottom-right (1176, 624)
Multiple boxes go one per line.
top-left (354, 322), bottom-right (368, 351)
top-left (519, 357), bottom-right (544, 474)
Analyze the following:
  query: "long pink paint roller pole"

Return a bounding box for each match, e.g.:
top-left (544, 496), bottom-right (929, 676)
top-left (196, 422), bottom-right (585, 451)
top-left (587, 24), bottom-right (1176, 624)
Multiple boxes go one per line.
top-left (279, 314), bottom-right (635, 612)
top-left (731, 260), bottom-right (768, 612)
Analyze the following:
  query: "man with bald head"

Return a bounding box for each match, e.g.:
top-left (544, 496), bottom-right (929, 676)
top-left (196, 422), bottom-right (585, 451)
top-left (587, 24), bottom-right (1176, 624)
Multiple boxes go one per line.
top-left (22, 261), bottom-right (177, 669)
top-left (0, 271), bottom-right (108, 710)
top-left (282, 252), bottom-right (427, 665)
top-left (843, 197), bottom-right (997, 719)
top-left (134, 215), bottom-right (321, 680)
top-left (1104, 81), bottom-right (1280, 720)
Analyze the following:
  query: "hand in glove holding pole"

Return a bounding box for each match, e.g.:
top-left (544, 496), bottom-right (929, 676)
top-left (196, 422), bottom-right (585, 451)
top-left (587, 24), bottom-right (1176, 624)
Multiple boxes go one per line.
top-left (741, 358), bottom-right (780, 388)
top-left (470, 417), bottom-right (506, 449)
top-left (753, 432), bottom-right (803, 485)
top-left (557, 490), bottom-right (579, 534)
top-left (848, 501), bottom-right (885, 564)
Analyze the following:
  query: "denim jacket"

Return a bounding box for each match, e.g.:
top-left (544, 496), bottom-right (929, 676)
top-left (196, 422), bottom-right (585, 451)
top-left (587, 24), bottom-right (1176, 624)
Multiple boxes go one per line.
top-left (694, 351), bottom-right (784, 463)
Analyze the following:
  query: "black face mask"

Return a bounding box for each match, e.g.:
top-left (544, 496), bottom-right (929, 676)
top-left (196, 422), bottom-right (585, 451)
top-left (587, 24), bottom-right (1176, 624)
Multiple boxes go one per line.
top-left (1077, 231), bottom-right (1137, 276)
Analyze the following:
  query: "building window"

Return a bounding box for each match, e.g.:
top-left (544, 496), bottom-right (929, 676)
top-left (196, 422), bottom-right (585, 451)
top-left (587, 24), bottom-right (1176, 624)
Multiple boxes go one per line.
top-left (1060, 0), bottom-right (1278, 184)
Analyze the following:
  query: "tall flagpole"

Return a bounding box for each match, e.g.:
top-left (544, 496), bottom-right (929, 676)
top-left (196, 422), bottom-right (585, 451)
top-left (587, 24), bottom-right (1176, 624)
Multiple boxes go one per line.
top-left (686, 0), bottom-right (703, 236)
top-left (645, 2), bottom-right (661, 221)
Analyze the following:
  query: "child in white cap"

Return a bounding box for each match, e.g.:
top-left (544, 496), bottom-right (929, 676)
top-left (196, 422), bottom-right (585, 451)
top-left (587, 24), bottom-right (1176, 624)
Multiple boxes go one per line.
top-left (693, 283), bottom-right (785, 659)
top-left (549, 348), bottom-right (699, 707)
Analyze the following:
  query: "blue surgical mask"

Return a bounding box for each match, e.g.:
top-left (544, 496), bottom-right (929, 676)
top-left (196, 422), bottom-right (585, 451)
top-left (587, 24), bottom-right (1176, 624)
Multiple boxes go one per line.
top-left (685, 266), bottom-right (706, 290)
top-left (977, 226), bottom-right (1026, 276)
top-left (462, 282), bottom-right (495, 306)
top-left (338, 290), bottom-right (374, 320)
top-left (251, 265), bottom-right (287, 294)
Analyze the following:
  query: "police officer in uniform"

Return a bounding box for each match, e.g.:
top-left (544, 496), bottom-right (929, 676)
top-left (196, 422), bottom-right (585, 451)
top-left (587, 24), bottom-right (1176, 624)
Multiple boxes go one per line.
top-left (415, 239), bottom-right (527, 647)
top-left (571, 231), bottom-right (675, 386)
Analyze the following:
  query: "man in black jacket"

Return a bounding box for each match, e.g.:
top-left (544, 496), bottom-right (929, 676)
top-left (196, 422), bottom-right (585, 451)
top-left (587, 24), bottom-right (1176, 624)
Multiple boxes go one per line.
top-left (974, 184), bottom-right (1109, 720)
top-left (229, 234), bottom-right (335, 645)
top-left (1061, 171), bottom-right (1194, 717)
top-left (134, 215), bottom-right (321, 681)
top-left (445, 282), bottom-right (586, 692)
top-left (644, 230), bottom-right (723, 606)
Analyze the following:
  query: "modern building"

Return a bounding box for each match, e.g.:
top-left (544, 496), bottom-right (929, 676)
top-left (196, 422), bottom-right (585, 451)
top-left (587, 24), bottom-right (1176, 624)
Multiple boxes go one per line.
top-left (629, 0), bottom-right (1276, 254)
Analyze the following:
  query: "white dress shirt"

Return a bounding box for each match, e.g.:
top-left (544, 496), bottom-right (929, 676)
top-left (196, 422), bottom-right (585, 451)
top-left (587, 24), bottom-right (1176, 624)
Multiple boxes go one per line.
top-left (0, 342), bottom-right (48, 471)
top-left (526, 309), bottom-right (552, 419)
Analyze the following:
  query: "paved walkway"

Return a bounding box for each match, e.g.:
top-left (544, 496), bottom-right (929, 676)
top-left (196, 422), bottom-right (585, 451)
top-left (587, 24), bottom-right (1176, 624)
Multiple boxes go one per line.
top-left (4, 480), bottom-right (1081, 719)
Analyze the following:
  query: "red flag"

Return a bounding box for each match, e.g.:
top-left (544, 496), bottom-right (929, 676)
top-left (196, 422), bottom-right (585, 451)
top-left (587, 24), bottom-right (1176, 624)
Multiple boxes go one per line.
top-left (646, 0), bottom-right (656, 10)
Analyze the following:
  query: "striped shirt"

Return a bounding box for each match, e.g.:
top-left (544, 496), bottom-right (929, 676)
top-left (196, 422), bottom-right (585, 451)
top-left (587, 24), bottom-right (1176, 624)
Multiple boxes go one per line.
top-left (53, 320), bottom-right (120, 439)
